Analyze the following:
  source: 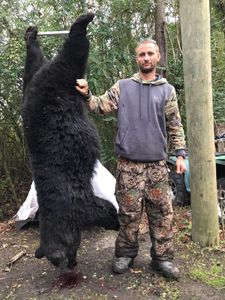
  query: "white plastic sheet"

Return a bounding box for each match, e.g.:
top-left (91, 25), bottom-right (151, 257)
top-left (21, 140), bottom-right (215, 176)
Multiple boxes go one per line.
top-left (16, 160), bottom-right (118, 222)
top-left (91, 160), bottom-right (118, 211)
top-left (16, 181), bottom-right (38, 221)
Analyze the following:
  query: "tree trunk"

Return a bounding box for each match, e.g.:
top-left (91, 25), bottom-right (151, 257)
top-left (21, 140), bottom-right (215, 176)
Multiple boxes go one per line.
top-left (179, 0), bottom-right (219, 246)
top-left (154, 0), bottom-right (167, 78)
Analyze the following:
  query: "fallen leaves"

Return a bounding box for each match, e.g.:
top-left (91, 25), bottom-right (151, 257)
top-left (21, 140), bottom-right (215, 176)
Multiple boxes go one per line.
top-left (0, 219), bottom-right (15, 234)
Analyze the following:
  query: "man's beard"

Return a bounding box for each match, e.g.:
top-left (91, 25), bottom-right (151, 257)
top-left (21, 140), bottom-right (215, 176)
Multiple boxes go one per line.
top-left (139, 65), bottom-right (155, 73)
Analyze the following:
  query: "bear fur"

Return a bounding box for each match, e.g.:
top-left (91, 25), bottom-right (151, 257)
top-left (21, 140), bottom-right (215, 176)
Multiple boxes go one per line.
top-left (22, 13), bottom-right (119, 271)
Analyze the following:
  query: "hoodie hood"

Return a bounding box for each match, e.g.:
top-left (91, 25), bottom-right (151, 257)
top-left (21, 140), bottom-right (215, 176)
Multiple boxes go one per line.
top-left (130, 73), bottom-right (168, 120)
top-left (131, 72), bottom-right (168, 86)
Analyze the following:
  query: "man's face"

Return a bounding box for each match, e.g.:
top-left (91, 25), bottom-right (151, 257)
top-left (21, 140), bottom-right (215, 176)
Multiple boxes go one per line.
top-left (136, 42), bottom-right (160, 74)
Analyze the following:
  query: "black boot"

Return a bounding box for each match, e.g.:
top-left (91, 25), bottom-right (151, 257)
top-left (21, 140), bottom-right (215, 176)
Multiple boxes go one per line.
top-left (151, 260), bottom-right (179, 280)
top-left (112, 257), bottom-right (133, 274)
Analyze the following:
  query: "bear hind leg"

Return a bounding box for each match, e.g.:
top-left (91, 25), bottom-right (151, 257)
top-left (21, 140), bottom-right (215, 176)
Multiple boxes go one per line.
top-left (23, 26), bottom-right (46, 93)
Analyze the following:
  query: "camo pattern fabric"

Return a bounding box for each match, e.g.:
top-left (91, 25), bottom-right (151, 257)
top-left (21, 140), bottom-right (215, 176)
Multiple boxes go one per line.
top-left (114, 158), bottom-right (174, 260)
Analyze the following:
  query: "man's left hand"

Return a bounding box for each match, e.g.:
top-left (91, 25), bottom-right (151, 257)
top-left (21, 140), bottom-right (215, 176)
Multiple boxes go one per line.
top-left (176, 156), bottom-right (186, 174)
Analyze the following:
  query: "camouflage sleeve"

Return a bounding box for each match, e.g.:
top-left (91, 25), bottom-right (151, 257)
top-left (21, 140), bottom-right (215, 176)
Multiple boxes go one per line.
top-left (87, 81), bottom-right (120, 114)
top-left (165, 87), bottom-right (186, 154)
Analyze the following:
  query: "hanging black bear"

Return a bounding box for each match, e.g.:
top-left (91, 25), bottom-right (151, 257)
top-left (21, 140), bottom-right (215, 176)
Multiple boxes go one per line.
top-left (22, 12), bottom-right (119, 271)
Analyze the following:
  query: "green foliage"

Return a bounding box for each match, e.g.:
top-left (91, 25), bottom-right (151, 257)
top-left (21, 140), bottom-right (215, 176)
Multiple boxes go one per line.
top-left (211, 2), bottom-right (225, 124)
top-left (88, 0), bottom-right (155, 94)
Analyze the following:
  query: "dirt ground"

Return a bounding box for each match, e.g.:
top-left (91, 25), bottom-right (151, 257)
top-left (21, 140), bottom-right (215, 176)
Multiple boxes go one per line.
top-left (0, 208), bottom-right (225, 300)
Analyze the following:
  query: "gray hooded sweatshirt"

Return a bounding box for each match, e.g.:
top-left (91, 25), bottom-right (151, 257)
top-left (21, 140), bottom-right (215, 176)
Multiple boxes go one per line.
top-left (115, 75), bottom-right (173, 161)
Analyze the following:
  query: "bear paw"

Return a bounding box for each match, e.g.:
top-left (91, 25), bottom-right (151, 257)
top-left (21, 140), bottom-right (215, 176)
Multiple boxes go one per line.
top-left (24, 26), bottom-right (38, 41)
top-left (69, 12), bottom-right (95, 36)
top-left (74, 12), bottom-right (95, 26)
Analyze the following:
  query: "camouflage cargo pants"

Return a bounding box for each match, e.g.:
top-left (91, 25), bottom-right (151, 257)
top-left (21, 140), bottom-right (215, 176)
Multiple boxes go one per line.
top-left (115, 158), bottom-right (174, 261)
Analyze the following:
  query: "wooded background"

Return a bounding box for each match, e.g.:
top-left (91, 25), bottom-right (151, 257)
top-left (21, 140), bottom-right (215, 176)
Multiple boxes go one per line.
top-left (0, 0), bottom-right (224, 220)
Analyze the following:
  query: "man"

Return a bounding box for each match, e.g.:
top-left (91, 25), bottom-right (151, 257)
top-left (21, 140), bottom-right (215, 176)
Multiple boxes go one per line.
top-left (76, 39), bottom-right (186, 280)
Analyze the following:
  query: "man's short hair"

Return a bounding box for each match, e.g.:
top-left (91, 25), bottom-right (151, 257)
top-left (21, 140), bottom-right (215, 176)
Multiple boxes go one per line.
top-left (135, 39), bottom-right (160, 54)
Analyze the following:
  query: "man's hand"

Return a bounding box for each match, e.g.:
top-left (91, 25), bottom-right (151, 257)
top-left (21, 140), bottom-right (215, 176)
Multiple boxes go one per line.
top-left (75, 79), bottom-right (89, 96)
top-left (176, 156), bottom-right (186, 174)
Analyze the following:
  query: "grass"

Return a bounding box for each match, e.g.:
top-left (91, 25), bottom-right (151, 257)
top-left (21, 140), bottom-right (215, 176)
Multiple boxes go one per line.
top-left (190, 263), bottom-right (225, 289)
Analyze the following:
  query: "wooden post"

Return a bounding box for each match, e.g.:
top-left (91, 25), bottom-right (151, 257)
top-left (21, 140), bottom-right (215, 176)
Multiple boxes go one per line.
top-left (179, 0), bottom-right (219, 246)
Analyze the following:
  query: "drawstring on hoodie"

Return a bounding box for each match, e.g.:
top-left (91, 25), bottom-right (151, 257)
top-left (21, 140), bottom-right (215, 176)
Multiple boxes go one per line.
top-left (140, 81), bottom-right (143, 120)
top-left (139, 80), bottom-right (151, 121)
top-left (134, 73), bottom-right (167, 121)
top-left (148, 84), bottom-right (150, 121)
